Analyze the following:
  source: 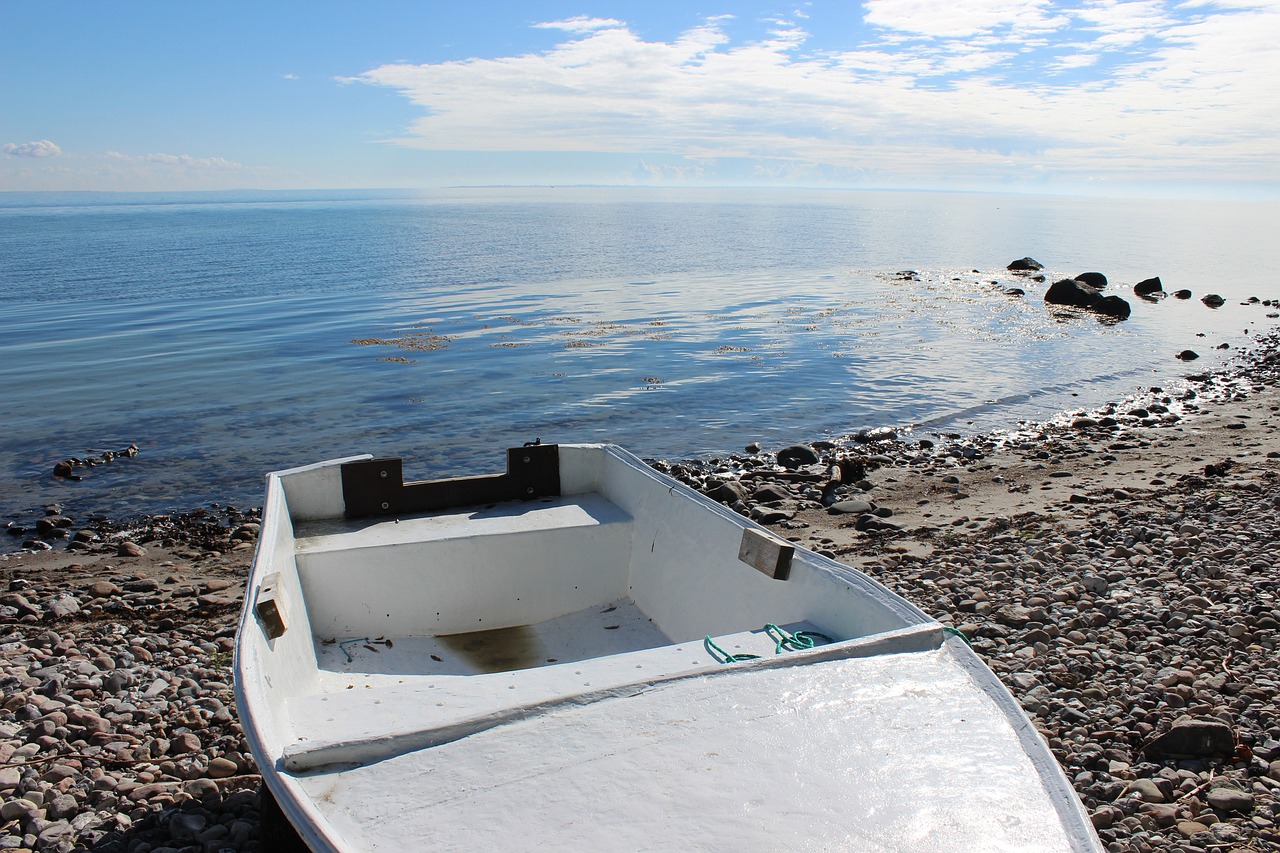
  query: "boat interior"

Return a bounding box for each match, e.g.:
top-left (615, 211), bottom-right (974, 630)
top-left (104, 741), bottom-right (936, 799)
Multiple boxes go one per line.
top-left (242, 445), bottom-right (940, 771)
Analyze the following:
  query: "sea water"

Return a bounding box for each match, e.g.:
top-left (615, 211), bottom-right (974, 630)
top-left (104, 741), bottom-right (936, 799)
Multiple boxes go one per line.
top-left (0, 187), bottom-right (1275, 526)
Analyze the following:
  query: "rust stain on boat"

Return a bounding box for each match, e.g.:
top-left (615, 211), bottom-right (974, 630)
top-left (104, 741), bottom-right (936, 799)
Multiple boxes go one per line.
top-left (436, 625), bottom-right (542, 673)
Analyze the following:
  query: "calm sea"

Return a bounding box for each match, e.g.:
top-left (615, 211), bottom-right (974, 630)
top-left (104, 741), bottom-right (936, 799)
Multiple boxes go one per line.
top-left (1, 187), bottom-right (1276, 530)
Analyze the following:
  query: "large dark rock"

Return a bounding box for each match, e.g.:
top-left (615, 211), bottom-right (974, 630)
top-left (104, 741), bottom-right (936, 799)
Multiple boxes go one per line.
top-left (1045, 278), bottom-right (1103, 310)
top-left (1007, 257), bottom-right (1044, 271)
top-left (852, 427), bottom-right (898, 444)
top-left (1201, 293), bottom-right (1225, 308)
top-left (1046, 278), bottom-right (1130, 320)
top-left (751, 484), bottom-right (792, 503)
top-left (1096, 295), bottom-right (1132, 320)
top-left (706, 480), bottom-right (749, 504)
top-left (1143, 717), bottom-right (1235, 759)
top-left (776, 444), bottom-right (820, 469)
top-left (1134, 276), bottom-right (1164, 296)
top-left (1074, 272), bottom-right (1108, 289)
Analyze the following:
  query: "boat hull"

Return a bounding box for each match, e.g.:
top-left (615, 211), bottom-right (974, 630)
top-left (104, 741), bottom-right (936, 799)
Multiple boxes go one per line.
top-left (234, 444), bottom-right (1101, 852)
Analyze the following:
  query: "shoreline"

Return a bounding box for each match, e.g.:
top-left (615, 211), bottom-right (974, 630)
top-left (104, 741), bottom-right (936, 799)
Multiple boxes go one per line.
top-left (3, 338), bottom-right (1280, 849)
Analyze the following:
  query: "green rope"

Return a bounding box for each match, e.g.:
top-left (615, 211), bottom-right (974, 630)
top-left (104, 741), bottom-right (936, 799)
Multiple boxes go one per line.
top-left (943, 626), bottom-right (973, 648)
top-left (704, 635), bottom-right (760, 664)
top-left (706, 624), bottom-right (835, 664)
top-left (764, 623), bottom-right (835, 654)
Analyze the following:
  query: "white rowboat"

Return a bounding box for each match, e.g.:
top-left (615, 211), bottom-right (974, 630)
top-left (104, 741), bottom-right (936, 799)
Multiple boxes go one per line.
top-left (234, 443), bottom-right (1102, 852)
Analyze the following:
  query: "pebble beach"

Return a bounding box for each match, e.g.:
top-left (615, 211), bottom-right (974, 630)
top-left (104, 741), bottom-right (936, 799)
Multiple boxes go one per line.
top-left (4, 334), bottom-right (1280, 851)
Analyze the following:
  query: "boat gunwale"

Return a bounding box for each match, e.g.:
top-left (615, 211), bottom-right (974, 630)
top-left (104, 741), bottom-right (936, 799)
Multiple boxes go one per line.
top-left (280, 621), bottom-right (944, 773)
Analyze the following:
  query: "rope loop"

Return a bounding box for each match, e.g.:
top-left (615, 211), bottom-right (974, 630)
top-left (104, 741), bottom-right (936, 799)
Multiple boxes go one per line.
top-left (765, 623), bottom-right (835, 654)
top-left (704, 635), bottom-right (761, 664)
top-left (705, 624), bottom-right (836, 664)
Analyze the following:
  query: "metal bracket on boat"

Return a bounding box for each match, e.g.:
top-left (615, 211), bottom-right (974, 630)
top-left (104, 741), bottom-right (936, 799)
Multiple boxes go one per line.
top-left (738, 528), bottom-right (794, 581)
top-left (340, 444), bottom-right (561, 519)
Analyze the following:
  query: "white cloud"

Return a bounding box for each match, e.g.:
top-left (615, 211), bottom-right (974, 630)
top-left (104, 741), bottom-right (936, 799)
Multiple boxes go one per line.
top-left (3, 139), bottom-right (62, 158)
top-left (1074, 0), bottom-right (1179, 45)
top-left (632, 159), bottom-right (709, 183)
top-left (106, 151), bottom-right (242, 169)
top-left (0, 146), bottom-right (265, 192)
top-left (354, 4), bottom-right (1280, 191)
top-left (1050, 51), bottom-right (1101, 71)
top-left (863, 0), bottom-right (1069, 38)
top-left (533, 17), bottom-right (625, 34)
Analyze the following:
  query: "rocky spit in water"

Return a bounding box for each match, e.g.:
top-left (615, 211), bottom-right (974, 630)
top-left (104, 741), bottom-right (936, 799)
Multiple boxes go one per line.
top-left (4, 341), bottom-right (1280, 851)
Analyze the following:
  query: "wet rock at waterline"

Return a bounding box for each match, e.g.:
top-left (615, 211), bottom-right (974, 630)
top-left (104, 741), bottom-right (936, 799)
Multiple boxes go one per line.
top-left (1135, 276), bottom-right (1165, 298)
top-left (1074, 271), bottom-right (1108, 289)
top-left (776, 444), bottom-right (821, 469)
top-left (1045, 278), bottom-right (1132, 320)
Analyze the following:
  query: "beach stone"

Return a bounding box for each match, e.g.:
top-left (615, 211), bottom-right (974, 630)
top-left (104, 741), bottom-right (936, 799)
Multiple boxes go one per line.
top-left (1207, 787), bottom-right (1254, 813)
top-left (123, 577), bottom-right (160, 593)
top-left (752, 484), bottom-right (792, 503)
top-left (1143, 717), bottom-right (1235, 759)
top-left (44, 596), bottom-right (80, 619)
top-left (1201, 293), bottom-right (1226, 308)
top-left (117, 540), bottom-right (146, 557)
top-left (43, 794), bottom-right (78, 822)
top-left (207, 756), bottom-right (239, 778)
top-left (1178, 350), bottom-right (1200, 361)
top-left (88, 580), bottom-right (121, 597)
top-left (35, 516), bottom-right (73, 533)
top-left (1173, 289), bottom-right (1192, 298)
top-left (0, 798), bottom-right (39, 823)
top-left (1007, 257), bottom-right (1043, 271)
top-left (755, 508), bottom-right (795, 524)
top-left (828, 498), bottom-right (874, 515)
top-left (40, 765), bottom-right (77, 784)
top-left (185, 778), bottom-right (221, 798)
top-left (706, 480), bottom-right (749, 504)
top-left (995, 605), bottom-right (1034, 627)
top-left (1081, 574), bottom-right (1108, 595)
top-left (36, 820), bottom-right (74, 845)
top-left (1074, 272), bottom-right (1108, 289)
top-left (170, 732), bottom-right (202, 754)
top-left (1139, 802), bottom-right (1180, 827)
top-left (0, 593), bottom-right (40, 619)
top-left (776, 445), bottom-right (820, 469)
top-left (853, 514), bottom-right (889, 532)
top-left (1126, 778), bottom-right (1166, 803)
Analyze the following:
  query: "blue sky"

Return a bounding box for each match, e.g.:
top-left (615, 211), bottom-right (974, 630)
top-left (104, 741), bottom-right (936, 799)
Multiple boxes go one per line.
top-left (2, 1), bottom-right (1277, 197)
